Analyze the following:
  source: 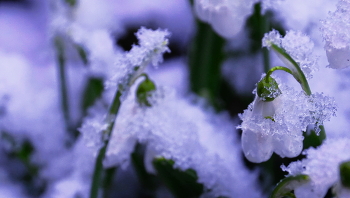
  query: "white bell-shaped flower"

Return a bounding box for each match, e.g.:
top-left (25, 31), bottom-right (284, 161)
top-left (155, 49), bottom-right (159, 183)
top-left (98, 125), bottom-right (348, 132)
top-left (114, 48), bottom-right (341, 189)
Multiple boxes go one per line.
top-left (239, 79), bottom-right (336, 163)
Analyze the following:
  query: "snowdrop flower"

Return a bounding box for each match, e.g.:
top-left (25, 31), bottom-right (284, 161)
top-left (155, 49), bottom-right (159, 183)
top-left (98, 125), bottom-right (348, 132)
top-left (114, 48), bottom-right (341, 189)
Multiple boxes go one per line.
top-left (282, 138), bottom-right (350, 198)
top-left (321, 0), bottom-right (350, 69)
top-left (194, 0), bottom-right (257, 38)
top-left (239, 78), bottom-right (336, 163)
top-left (80, 27), bottom-right (170, 153)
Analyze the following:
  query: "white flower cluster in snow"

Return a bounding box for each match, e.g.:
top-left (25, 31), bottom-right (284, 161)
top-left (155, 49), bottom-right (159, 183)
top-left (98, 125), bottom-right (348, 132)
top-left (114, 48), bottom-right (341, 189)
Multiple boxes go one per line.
top-left (321, 0), bottom-right (350, 69)
top-left (194, 0), bottom-right (257, 38)
top-left (263, 30), bottom-right (318, 79)
top-left (107, 27), bottom-right (170, 91)
top-left (80, 27), bottom-right (170, 152)
top-left (101, 86), bottom-right (261, 198)
top-left (239, 78), bottom-right (336, 163)
top-left (281, 138), bottom-right (350, 198)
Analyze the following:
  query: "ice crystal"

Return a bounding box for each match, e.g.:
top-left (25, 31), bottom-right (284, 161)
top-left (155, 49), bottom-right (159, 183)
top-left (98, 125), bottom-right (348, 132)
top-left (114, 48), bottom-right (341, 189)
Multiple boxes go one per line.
top-left (262, 29), bottom-right (282, 48)
top-left (239, 78), bottom-right (336, 163)
top-left (282, 138), bottom-right (350, 198)
top-left (321, 0), bottom-right (350, 69)
top-left (263, 30), bottom-right (318, 79)
top-left (194, 0), bottom-right (257, 38)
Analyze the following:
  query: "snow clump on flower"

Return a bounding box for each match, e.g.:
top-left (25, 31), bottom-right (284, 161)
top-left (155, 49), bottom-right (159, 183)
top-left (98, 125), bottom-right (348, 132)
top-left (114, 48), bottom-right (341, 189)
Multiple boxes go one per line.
top-left (239, 77), bottom-right (336, 163)
top-left (281, 138), bottom-right (350, 198)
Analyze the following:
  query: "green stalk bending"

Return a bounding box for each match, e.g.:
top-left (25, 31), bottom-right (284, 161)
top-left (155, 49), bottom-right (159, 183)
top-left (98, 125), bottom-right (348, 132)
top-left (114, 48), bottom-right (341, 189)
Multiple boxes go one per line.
top-left (270, 44), bottom-right (312, 96)
top-left (265, 66), bottom-right (293, 83)
top-left (90, 90), bottom-right (122, 198)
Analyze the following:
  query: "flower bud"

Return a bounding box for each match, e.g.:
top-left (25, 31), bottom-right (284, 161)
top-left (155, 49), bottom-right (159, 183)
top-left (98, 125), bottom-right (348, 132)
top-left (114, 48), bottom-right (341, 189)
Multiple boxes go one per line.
top-left (136, 77), bottom-right (156, 107)
top-left (257, 76), bottom-right (281, 101)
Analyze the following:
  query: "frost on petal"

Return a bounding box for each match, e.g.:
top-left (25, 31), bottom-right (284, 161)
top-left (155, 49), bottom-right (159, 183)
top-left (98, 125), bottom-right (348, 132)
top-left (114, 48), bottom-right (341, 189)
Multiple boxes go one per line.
top-left (282, 138), bottom-right (350, 198)
top-left (194, 0), bottom-right (257, 38)
top-left (321, 0), bottom-right (350, 69)
top-left (241, 127), bottom-right (274, 163)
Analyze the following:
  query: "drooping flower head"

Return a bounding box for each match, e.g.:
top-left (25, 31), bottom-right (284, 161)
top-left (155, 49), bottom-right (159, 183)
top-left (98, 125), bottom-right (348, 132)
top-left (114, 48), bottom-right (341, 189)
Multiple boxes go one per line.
top-left (239, 76), bottom-right (336, 163)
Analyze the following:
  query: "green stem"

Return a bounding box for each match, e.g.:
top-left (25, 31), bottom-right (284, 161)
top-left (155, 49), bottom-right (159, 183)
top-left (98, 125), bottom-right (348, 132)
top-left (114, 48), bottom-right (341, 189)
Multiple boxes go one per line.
top-left (261, 8), bottom-right (270, 73)
top-left (54, 37), bottom-right (71, 132)
top-left (102, 167), bottom-right (117, 198)
top-left (90, 90), bottom-right (122, 198)
top-left (265, 66), bottom-right (293, 83)
top-left (270, 44), bottom-right (312, 96)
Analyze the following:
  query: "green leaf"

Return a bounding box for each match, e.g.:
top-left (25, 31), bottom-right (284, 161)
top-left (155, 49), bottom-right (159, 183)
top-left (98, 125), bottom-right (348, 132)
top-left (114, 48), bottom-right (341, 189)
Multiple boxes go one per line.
top-left (270, 174), bottom-right (309, 198)
top-left (340, 161), bottom-right (350, 188)
top-left (153, 157), bottom-right (204, 198)
top-left (188, 20), bottom-right (225, 109)
top-left (303, 125), bottom-right (326, 150)
top-left (75, 44), bottom-right (89, 65)
top-left (136, 75), bottom-right (156, 107)
top-left (131, 143), bottom-right (158, 191)
top-left (269, 44), bottom-right (311, 96)
top-left (65, 0), bottom-right (77, 7)
top-left (81, 78), bottom-right (104, 115)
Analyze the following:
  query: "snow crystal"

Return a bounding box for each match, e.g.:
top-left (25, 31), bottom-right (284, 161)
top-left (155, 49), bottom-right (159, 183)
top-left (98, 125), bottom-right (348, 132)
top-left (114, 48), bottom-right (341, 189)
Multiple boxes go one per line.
top-left (282, 138), bottom-right (350, 198)
top-left (239, 77), bottom-right (336, 163)
top-left (194, 0), bottom-right (257, 38)
top-left (262, 29), bottom-right (282, 48)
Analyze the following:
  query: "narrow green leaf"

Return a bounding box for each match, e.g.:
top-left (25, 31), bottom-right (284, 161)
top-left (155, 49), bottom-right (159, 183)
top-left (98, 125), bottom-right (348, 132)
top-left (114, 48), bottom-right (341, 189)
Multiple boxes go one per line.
top-left (65, 0), bottom-right (77, 7)
top-left (75, 44), bottom-right (89, 65)
top-left (81, 78), bottom-right (104, 115)
top-left (340, 161), bottom-right (350, 188)
top-left (153, 157), bottom-right (204, 198)
top-left (131, 143), bottom-right (158, 191)
top-left (188, 20), bottom-right (225, 108)
top-left (270, 174), bottom-right (309, 198)
top-left (303, 125), bottom-right (326, 150)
